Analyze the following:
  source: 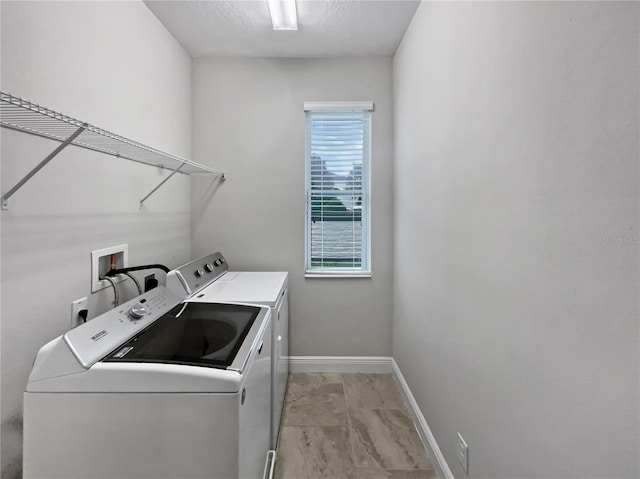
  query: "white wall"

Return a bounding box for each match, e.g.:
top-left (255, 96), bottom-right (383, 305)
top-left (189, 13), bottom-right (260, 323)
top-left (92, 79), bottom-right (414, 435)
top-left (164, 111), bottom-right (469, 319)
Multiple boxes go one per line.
top-left (393, 2), bottom-right (639, 478)
top-left (191, 57), bottom-right (393, 356)
top-left (0, 2), bottom-right (193, 477)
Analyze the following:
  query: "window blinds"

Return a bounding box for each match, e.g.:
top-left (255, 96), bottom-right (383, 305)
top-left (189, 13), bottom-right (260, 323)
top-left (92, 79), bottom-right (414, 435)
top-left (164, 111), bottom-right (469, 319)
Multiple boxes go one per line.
top-left (305, 107), bottom-right (371, 274)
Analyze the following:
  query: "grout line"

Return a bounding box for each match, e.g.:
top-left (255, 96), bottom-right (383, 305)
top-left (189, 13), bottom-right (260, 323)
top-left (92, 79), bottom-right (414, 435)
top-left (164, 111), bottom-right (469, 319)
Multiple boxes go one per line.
top-left (343, 372), bottom-right (361, 472)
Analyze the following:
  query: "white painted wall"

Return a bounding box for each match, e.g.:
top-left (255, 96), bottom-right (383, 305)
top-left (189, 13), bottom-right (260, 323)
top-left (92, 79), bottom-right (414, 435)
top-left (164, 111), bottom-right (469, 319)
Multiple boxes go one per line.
top-left (393, 2), bottom-right (639, 478)
top-left (0, 2), bottom-right (193, 477)
top-left (191, 57), bottom-right (393, 356)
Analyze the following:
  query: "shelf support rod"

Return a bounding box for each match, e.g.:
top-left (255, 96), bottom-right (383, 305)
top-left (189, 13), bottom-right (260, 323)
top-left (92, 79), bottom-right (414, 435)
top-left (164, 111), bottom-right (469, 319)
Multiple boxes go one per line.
top-left (139, 162), bottom-right (186, 208)
top-left (2, 125), bottom-right (86, 210)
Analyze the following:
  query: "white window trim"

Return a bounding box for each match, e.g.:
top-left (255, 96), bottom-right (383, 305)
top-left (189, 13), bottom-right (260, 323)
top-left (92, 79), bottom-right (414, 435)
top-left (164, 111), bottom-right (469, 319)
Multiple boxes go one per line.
top-left (303, 101), bottom-right (374, 112)
top-left (305, 272), bottom-right (373, 279)
top-left (304, 101), bottom-right (373, 278)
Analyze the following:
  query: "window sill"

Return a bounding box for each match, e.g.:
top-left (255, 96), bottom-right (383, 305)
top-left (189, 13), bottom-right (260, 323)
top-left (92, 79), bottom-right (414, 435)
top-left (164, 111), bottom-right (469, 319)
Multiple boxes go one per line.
top-left (305, 272), bottom-right (372, 279)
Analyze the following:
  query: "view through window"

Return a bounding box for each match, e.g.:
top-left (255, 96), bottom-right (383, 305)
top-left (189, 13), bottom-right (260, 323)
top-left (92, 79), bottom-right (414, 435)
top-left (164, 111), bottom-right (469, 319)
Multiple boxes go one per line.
top-left (305, 103), bottom-right (371, 275)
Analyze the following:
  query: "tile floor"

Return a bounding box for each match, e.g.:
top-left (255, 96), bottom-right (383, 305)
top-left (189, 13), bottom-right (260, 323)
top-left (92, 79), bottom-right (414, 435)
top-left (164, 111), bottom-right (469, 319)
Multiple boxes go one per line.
top-left (274, 373), bottom-right (437, 479)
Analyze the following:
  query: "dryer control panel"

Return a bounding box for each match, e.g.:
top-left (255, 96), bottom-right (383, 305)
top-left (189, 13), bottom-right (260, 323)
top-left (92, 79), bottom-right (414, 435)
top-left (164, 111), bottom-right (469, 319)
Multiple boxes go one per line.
top-left (166, 251), bottom-right (229, 296)
top-left (64, 286), bottom-right (183, 368)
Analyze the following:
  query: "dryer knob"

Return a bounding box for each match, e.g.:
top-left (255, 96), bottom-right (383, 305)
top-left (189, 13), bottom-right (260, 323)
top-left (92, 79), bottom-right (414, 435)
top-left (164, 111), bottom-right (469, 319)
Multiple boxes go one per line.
top-left (194, 269), bottom-right (204, 278)
top-left (204, 263), bottom-right (214, 273)
top-left (128, 303), bottom-right (147, 320)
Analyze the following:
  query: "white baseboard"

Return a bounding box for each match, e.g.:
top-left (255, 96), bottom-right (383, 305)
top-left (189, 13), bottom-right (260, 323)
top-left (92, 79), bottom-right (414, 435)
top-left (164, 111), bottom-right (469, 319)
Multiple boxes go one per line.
top-left (391, 359), bottom-right (454, 479)
top-left (288, 356), bottom-right (393, 373)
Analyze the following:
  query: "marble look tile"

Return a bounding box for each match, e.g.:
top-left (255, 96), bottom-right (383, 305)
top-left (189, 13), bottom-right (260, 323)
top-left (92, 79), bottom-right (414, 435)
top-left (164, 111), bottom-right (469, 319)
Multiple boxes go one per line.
top-left (275, 426), bottom-right (354, 479)
top-left (343, 374), bottom-right (407, 410)
top-left (355, 468), bottom-right (437, 479)
top-left (289, 372), bottom-right (343, 385)
top-left (283, 382), bottom-right (347, 426)
top-left (348, 408), bottom-right (432, 470)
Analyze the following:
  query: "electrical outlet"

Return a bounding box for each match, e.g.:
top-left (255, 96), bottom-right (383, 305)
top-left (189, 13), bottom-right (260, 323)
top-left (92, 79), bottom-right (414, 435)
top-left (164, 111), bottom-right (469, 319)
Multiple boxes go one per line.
top-left (71, 297), bottom-right (89, 328)
top-left (91, 244), bottom-right (128, 292)
top-left (457, 433), bottom-right (469, 475)
top-left (144, 274), bottom-right (158, 292)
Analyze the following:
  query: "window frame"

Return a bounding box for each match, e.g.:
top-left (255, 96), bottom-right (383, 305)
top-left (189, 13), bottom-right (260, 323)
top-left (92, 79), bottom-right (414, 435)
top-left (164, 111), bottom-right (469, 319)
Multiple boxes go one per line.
top-left (304, 101), bottom-right (373, 278)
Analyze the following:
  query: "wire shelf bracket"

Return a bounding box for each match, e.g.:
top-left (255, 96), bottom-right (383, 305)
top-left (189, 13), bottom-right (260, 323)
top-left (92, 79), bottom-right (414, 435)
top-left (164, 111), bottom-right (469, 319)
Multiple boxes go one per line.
top-left (0, 91), bottom-right (226, 210)
top-left (2, 125), bottom-right (85, 209)
top-left (139, 162), bottom-right (185, 208)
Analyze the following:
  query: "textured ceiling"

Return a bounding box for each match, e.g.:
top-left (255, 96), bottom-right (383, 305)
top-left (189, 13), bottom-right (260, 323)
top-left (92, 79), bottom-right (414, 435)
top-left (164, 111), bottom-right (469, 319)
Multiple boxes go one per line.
top-left (144, 0), bottom-right (420, 58)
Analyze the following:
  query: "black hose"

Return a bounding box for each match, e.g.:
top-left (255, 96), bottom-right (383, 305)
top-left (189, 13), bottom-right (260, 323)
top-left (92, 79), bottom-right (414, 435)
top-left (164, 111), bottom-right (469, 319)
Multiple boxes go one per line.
top-left (104, 264), bottom-right (170, 277)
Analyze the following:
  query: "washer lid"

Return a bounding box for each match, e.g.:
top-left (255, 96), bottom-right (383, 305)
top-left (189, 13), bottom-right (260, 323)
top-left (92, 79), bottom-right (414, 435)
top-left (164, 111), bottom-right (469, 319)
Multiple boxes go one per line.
top-left (103, 302), bottom-right (262, 370)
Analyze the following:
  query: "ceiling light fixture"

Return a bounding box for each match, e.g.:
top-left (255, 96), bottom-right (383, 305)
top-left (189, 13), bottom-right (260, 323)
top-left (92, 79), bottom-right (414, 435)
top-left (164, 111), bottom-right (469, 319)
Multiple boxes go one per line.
top-left (267, 0), bottom-right (298, 31)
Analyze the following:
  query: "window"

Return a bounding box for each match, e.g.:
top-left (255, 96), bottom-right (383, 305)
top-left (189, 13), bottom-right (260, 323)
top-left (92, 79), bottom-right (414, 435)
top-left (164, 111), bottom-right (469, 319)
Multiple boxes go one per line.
top-left (304, 101), bottom-right (372, 276)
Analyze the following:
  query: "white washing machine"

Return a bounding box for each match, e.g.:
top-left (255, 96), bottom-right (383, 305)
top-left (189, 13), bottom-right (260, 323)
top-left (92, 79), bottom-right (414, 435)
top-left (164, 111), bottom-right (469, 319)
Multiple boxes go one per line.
top-left (24, 277), bottom-right (275, 477)
top-left (166, 252), bottom-right (288, 448)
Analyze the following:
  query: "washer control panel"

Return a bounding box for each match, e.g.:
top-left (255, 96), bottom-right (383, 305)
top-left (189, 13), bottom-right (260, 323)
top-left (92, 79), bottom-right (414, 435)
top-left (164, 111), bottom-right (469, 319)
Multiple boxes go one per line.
top-left (64, 286), bottom-right (183, 369)
top-left (166, 252), bottom-right (229, 296)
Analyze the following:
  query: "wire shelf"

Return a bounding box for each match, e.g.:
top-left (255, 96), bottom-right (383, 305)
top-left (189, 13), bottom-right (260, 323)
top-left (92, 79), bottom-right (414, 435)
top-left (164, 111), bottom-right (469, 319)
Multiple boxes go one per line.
top-left (0, 91), bottom-right (223, 175)
top-left (0, 91), bottom-right (224, 208)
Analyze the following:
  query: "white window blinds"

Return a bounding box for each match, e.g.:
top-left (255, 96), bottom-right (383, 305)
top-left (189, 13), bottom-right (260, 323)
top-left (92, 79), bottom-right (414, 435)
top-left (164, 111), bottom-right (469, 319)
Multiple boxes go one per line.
top-left (304, 103), bottom-right (372, 275)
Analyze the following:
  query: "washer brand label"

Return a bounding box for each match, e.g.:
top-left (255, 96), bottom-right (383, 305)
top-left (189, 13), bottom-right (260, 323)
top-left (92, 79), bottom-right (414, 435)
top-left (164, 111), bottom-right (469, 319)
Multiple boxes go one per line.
top-left (90, 330), bottom-right (108, 342)
top-left (113, 346), bottom-right (133, 358)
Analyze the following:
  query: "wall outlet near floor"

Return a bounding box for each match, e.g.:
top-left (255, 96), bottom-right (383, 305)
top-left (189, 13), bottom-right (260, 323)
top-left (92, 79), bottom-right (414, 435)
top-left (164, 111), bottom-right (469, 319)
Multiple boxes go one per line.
top-left (457, 432), bottom-right (469, 475)
top-left (71, 297), bottom-right (89, 328)
top-left (91, 244), bottom-right (128, 292)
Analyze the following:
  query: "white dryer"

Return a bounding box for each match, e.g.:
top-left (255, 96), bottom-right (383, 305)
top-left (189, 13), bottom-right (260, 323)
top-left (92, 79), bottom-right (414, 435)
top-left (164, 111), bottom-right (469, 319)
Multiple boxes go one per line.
top-left (24, 283), bottom-right (274, 478)
top-left (167, 252), bottom-right (288, 448)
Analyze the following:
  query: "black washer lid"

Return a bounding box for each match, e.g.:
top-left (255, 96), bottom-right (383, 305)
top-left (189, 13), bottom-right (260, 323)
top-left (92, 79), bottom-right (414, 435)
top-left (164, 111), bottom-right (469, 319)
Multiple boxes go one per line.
top-left (103, 302), bottom-right (261, 369)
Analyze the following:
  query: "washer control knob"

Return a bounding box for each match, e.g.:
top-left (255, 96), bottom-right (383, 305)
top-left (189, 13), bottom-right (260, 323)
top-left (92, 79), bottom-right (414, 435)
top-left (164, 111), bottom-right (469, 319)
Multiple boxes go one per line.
top-left (195, 269), bottom-right (204, 278)
top-left (128, 303), bottom-right (147, 320)
top-left (204, 263), bottom-right (215, 273)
